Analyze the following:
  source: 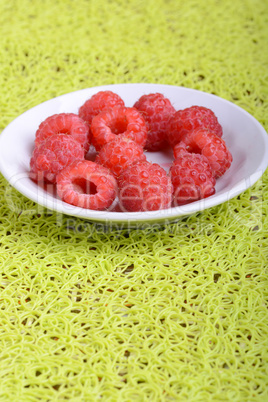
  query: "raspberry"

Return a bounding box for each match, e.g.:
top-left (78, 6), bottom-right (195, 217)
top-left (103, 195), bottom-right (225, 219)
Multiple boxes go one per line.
top-left (35, 113), bottom-right (90, 153)
top-left (118, 160), bottom-right (173, 212)
top-left (91, 106), bottom-right (147, 151)
top-left (78, 91), bottom-right (125, 125)
top-left (134, 93), bottom-right (175, 151)
top-left (95, 137), bottom-right (146, 177)
top-left (173, 129), bottom-right (232, 178)
top-left (30, 134), bottom-right (84, 183)
top-left (56, 160), bottom-right (117, 210)
top-left (170, 154), bottom-right (216, 206)
top-left (167, 106), bottom-right (223, 147)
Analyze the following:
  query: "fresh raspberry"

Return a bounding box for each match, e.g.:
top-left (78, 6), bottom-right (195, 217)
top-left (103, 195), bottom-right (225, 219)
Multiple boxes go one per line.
top-left (56, 160), bottom-right (117, 210)
top-left (167, 106), bottom-right (223, 147)
top-left (118, 160), bottom-right (173, 212)
top-left (30, 134), bottom-right (84, 183)
top-left (95, 137), bottom-right (146, 177)
top-left (170, 154), bottom-right (216, 206)
top-left (35, 113), bottom-right (90, 153)
top-left (173, 129), bottom-right (232, 178)
top-left (78, 91), bottom-right (125, 125)
top-left (133, 93), bottom-right (176, 151)
top-left (91, 106), bottom-right (147, 151)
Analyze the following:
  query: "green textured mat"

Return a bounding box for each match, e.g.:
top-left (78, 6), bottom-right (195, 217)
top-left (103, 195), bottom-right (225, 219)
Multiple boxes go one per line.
top-left (0, 0), bottom-right (268, 401)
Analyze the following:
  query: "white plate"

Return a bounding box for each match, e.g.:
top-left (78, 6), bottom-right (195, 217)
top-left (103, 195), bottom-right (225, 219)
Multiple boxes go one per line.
top-left (0, 83), bottom-right (268, 228)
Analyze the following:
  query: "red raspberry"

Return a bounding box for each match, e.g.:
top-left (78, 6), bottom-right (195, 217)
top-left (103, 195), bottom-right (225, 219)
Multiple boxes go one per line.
top-left (173, 129), bottom-right (232, 178)
top-left (30, 134), bottom-right (84, 183)
top-left (118, 160), bottom-right (173, 212)
top-left (78, 91), bottom-right (125, 125)
top-left (167, 106), bottom-right (223, 147)
top-left (35, 113), bottom-right (90, 153)
top-left (56, 160), bottom-right (117, 210)
top-left (170, 154), bottom-right (216, 206)
top-left (91, 106), bottom-right (147, 151)
top-left (95, 137), bottom-right (146, 178)
top-left (134, 93), bottom-right (175, 151)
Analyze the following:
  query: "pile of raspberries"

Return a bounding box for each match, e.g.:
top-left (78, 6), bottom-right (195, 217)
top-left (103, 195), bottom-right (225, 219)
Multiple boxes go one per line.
top-left (30, 91), bottom-right (232, 212)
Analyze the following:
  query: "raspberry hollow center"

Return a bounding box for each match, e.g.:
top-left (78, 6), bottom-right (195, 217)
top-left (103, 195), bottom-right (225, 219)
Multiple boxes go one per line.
top-left (72, 178), bottom-right (98, 195)
top-left (108, 116), bottom-right (128, 134)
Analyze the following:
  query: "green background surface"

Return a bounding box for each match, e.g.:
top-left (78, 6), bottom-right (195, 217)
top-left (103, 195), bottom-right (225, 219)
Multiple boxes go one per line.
top-left (0, 0), bottom-right (267, 400)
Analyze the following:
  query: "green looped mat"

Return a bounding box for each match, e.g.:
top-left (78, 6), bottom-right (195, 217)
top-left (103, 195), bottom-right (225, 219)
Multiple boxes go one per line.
top-left (0, 0), bottom-right (268, 400)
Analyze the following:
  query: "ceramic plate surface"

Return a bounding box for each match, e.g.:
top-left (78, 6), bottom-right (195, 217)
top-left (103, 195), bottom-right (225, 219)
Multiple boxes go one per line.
top-left (0, 83), bottom-right (268, 227)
